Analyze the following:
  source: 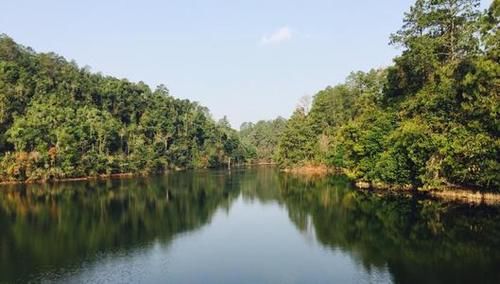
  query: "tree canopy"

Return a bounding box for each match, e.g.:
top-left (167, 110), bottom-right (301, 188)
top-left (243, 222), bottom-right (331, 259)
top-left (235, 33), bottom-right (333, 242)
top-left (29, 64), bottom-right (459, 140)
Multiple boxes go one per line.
top-left (0, 35), bottom-right (248, 182)
top-left (275, 0), bottom-right (499, 191)
top-left (239, 117), bottom-right (287, 163)
top-left (0, 0), bottom-right (497, 191)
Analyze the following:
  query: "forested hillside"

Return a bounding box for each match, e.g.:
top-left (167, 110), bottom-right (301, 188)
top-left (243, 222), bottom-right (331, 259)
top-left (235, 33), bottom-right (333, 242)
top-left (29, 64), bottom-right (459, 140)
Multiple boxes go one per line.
top-left (276, 0), bottom-right (499, 191)
top-left (0, 35), bottom-right (246, 182)
top-left (0, 0), bottom-right (497, 191)
top-left (239, 118), bottom-right (287, 163)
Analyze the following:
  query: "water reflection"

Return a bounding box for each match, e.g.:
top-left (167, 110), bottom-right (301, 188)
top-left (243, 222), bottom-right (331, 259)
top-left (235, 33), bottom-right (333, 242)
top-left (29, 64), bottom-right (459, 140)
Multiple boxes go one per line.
top-left (0, 167), bottom-right (499, 283)
top-left (276, 174), bottom-right (500, 283)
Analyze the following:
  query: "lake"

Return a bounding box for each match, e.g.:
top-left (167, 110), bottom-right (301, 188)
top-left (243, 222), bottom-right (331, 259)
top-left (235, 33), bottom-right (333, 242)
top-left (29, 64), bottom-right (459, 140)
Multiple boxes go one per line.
top-left (0, 167), bottom-right (499, 283)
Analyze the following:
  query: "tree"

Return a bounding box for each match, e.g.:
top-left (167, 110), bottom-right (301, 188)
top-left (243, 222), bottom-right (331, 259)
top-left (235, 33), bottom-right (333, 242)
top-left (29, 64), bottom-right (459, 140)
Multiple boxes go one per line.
top-left (275, 0), bottom-right (498, 191)
top-left (238, 117), bottom-right (287, 163)
top-left (0, 35), bottom-right (250, 182)
top-left (390, 0), bottom-right (481, 62)
top-left (276, 108), bottom-right (315, 167)
top-left (386, 0), bottom-right (482, 97)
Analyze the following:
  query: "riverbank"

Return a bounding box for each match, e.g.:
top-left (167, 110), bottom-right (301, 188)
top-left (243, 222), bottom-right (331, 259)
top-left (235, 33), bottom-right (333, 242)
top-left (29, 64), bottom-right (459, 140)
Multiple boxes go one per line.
top-left (0, 163), bottom-right (271, 186)
top-left (359, 181), bottom-right (500, 205)
top-left (0, 163), bottom-right (265, 185)
top-left (282, 164), bottom-right (334, 176)
top-left (429, 188), bottom-right (500, 205)
top-left (284, 165), bottom-right (500, 205)
top-left (2, 165), bottom-right (499, 205)
top-left (354, 180), bottom-right (500, 205)
top-left (0, 172), bottom-right (137, 186)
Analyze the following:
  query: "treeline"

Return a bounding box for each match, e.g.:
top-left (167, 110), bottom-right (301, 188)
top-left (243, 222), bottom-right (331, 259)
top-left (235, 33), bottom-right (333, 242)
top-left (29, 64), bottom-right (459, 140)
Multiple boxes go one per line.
top-left (275, 0), bottom-right (499, 191)
top-left (239, 117), bottom-right (287, 163)
top-left (0, 35), bottom-right (247, 182)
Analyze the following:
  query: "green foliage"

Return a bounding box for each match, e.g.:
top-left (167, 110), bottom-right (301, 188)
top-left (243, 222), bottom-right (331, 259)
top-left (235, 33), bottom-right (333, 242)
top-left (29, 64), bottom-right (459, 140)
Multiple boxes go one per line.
top-left (239, 117), bottom-right (287, 163)
top-left (276, 0), bottom-right (499, 191)
top-left (276, 69), bottom-right (388, 169)
top-left (329, 110), bottom-right (397, 181)
top-left (276, 109), bottom-right (316, 167)
top-left (0, 35), bottom-right (249, 182)
top-left (386, 0), bottom-right (482, 97)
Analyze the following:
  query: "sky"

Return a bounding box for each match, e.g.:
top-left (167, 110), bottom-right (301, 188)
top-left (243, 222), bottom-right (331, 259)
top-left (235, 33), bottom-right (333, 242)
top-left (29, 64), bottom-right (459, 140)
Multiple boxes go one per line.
top-left (1, 0), bottom-right (492, 128)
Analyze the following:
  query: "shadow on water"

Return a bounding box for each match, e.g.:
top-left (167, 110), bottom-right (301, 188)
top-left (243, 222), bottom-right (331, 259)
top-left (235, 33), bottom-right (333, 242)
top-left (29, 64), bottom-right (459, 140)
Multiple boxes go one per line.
top-left (0, 167), bottom-right (499, 283)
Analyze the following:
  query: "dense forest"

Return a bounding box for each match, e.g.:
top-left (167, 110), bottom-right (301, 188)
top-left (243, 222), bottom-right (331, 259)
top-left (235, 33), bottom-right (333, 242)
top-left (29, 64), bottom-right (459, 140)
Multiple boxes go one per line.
top-left (0, 0), bottom-right (498, 192)
top-left (239, 118), bottom-right (287, 163)
top-left (0, 35), bottom-right (248, 182)
top-left (275, 0), bottom-right (499, 191)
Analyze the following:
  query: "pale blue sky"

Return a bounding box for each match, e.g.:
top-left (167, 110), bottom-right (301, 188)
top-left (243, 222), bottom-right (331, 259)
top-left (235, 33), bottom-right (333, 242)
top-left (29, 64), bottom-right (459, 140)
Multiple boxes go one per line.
top-left (1, 0), bottom-right (492, 128)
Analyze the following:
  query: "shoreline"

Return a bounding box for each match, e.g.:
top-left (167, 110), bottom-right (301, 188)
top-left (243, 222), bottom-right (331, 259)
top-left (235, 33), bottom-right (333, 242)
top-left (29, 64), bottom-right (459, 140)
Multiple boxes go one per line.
top-left (2, 165), bottom-right (499, 205)
top-left (355, 182), bottom-right (500, 205)
top-left (284, 165), bottom-right (500, 205)
top-left (0, 172), bottom-right (138, 186)
top-left (0, 163), bottom-right (275, 186)
top-left (428, 188), bottom-right (500, 205)
top-left (353, 180), bottom-right (500, 205)
top-left (282, 164), bottom-right (334, 176)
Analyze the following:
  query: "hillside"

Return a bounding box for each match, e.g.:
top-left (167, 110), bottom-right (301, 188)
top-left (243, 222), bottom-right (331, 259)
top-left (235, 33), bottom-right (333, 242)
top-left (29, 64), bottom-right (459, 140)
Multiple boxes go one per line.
top-left (0, 35), bottom-right (246, 182)
top-left (275, 0), bottom-right (499, 191)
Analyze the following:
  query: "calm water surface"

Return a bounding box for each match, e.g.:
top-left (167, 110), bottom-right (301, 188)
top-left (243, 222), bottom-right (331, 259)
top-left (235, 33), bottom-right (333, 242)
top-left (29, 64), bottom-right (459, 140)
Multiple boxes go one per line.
top-left (0, 167), bottom-right (499, 283)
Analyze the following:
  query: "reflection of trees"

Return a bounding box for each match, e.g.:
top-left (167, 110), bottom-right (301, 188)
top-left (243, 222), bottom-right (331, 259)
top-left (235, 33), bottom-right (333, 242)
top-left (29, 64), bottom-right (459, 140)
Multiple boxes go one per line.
top-left (0, 170), bottom-right (239, 283)
top-left (235, 167), bottom-right (500, 283)
top-left (0, 168), bottom-right (499, 283)
top-left (237, 166), bottom-right (283, 203)
top-left (277, 174), bottom-right (500, 284)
